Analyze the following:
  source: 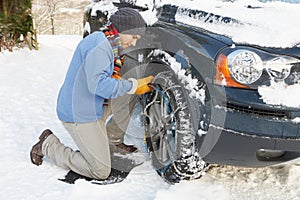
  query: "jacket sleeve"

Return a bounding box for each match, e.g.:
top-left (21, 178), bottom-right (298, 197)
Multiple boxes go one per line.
top-left (84, 40), bottom-right (133, 99)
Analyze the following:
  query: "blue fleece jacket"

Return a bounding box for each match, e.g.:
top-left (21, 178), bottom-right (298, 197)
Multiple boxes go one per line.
top-left (56, 31), bottom-right (133, 123)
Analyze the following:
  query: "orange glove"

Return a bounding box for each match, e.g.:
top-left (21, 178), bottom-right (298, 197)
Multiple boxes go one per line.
top-left (135, 76), bottom-right (154, 95)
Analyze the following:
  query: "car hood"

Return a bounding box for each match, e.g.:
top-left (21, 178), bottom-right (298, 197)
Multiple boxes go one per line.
top-left (138, 0), bottom-right (300, 48)
top-left (258, 45), bottom-right (300, 58)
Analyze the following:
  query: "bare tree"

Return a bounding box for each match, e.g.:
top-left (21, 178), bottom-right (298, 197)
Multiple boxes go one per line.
top-left (46, 0), bottom-right (58, 35)
top-left (32, 0), bottom-right (64, 35)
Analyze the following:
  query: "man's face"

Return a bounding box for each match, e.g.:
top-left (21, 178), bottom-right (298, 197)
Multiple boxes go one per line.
top-left (119, 34), bottom-right (141, 49)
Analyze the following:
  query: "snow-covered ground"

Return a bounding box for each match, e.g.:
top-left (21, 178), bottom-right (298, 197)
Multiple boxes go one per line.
top-left (0, 34), bottom-right (300, 200)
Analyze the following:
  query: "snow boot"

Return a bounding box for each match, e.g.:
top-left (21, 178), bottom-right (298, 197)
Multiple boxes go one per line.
top-left (116, 143), bottom-right (137, 153)
top-left (30, 129), bottom-right (53, 166)
top-left (111, 143), bottom-right (137, 154)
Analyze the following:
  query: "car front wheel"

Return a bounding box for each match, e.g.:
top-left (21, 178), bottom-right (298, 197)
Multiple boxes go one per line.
top-left (143, 70), bottom-right (208, 184)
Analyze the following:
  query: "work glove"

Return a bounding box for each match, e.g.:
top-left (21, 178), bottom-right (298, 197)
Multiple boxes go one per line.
top-left (136, 76), bottom-right (154, 95)
top-left (128, 76), bottom-right (154, 95)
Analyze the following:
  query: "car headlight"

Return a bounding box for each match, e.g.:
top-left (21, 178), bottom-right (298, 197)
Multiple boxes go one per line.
top-left (215, 48), bottom-right (299, 89)
top-left (216, 50), bottom-right (263, 88)
top-left (227, 50), bottom-right (263, 84)
top-left (266, 56), bottom-right (293, 81)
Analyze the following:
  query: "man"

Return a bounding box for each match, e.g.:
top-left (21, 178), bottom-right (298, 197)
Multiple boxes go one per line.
top-left (30, 8), bottom-right (153, 180)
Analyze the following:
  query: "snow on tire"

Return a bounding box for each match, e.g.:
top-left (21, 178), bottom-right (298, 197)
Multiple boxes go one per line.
top-left (144, 50), bottom-right (208, 184)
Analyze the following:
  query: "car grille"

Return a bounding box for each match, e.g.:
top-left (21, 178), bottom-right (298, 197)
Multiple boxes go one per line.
top-left (226, 102), bottom-right (291, 119)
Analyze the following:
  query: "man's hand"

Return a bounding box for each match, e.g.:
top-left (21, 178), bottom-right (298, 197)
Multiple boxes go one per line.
top-left (135, 76), bottom-right (154, 95)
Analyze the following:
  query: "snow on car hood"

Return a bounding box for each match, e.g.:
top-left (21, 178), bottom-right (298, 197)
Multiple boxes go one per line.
top-left (135, 0), bottom-right (300, 48)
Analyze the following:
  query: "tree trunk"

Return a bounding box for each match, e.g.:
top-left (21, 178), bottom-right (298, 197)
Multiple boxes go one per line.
top-left (51, 16), bottom-right (54, 35)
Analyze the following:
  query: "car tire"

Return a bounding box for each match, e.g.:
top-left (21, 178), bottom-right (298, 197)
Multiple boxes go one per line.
top-left (144, 70), bottom-right (208, 184)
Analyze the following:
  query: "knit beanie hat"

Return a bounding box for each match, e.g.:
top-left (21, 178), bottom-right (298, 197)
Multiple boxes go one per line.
top-left (109, 8), bottom-right (146, 35)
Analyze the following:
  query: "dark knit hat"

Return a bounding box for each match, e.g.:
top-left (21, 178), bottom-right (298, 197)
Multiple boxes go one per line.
top-left (109, 8), bottom-right (146, 35)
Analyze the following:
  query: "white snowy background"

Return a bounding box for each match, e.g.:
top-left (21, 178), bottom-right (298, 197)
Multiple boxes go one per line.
top-left (1, 0), bottom-right (300, 199)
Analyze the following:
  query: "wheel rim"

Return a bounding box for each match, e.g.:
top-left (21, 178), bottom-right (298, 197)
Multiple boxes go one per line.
top-left (147, 89), bottom-right (175, 167)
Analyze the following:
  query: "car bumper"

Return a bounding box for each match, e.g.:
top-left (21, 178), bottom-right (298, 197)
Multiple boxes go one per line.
top-left (198, 86), bottom-right (300, 167)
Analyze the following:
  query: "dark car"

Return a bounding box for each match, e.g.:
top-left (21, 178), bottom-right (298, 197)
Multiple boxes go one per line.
top-left (83, 0), bottom-right (300, 183)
